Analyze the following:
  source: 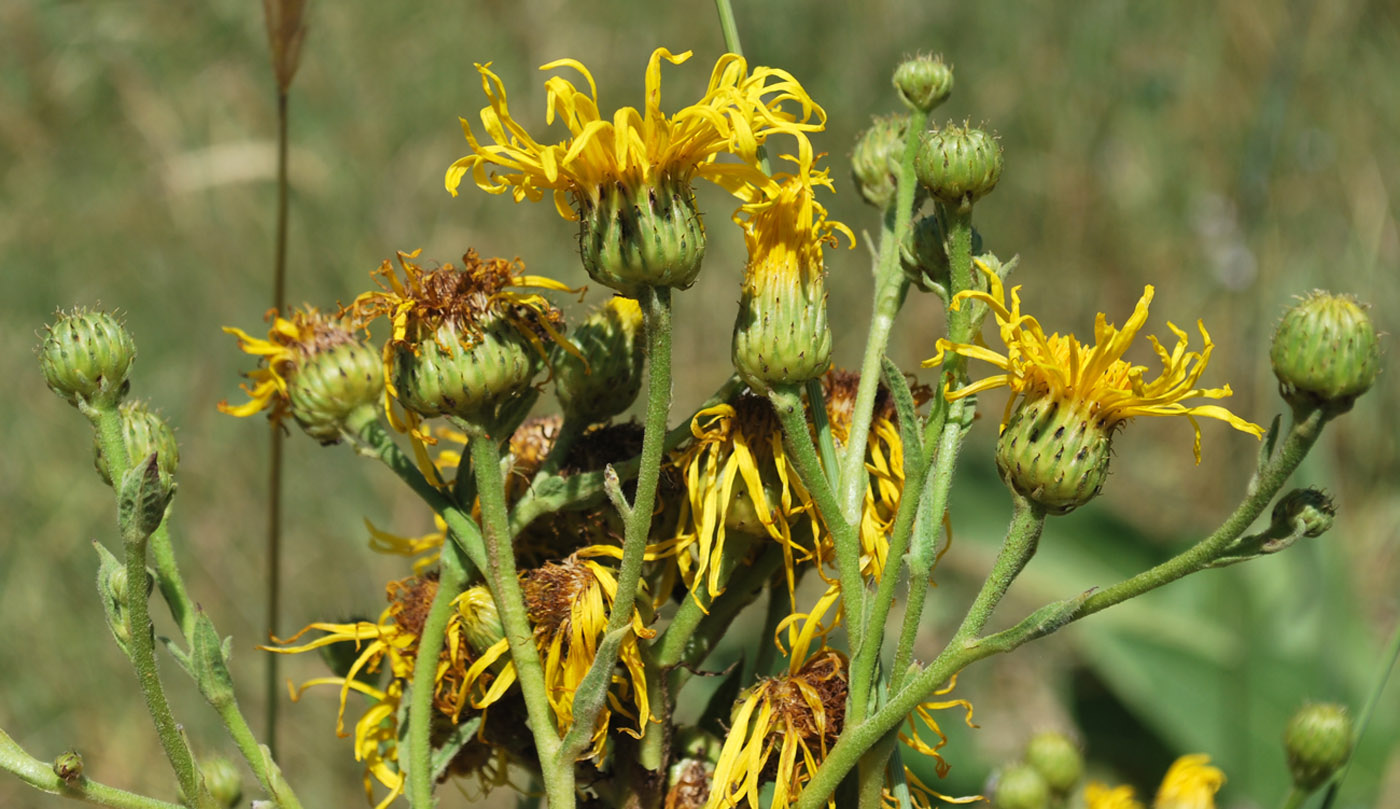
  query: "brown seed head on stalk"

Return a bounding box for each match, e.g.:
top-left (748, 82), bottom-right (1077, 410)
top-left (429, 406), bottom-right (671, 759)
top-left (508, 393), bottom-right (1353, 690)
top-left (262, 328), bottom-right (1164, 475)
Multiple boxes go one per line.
top-left (262, 0), bottom-right (308, 92)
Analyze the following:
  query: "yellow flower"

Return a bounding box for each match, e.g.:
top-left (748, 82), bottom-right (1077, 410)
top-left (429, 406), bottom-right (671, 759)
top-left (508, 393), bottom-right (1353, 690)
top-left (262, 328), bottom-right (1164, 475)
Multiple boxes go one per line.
top-left (445, 47), bottom-right (825, 219)
top-left (502, 551), bottom-right (656, 762)
top-left (1154, 754), bottom-right (1225, 809)
top-left (1084, 754), bottom-right (1225, 809)
top-left (265, 577), bottom-right (502, 808)
top-left (663, 396), bottom-right (818, 600)
top-left (218, 306), bottom-right (360, 421)
top-left (927, 265), bottom-right (1263, 461)
top-left (730, 150), bottom-right (854, 391)
top-left (706, 588), bottom-right (975, 809)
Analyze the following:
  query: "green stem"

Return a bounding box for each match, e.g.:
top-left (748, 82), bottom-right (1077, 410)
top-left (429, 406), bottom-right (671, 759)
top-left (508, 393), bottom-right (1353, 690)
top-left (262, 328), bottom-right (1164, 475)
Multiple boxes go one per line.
top-left (713, 0), bottom-right (744, 58)
top-left (0, 728), bottom-right (185, 809)
top-left (562, 286), bottom-right (673, 767)
top-left (1280, 786), bottom-right (1308, 809)
top-left (1319, 605), bottom-right (1400, 809)
top-left (208, 688), bottom-right (303, 809)
top-left (806, 378), bottom-right (840, 489)
top-left (533, 418), bottom-right (585, 483)
top-left (949, 495), bottom-right (1046, 645)
top-left (349, 418), bottom-right (487, 573)
top-left (670, 545), bottom-right (786, 694)
top-left (751, 567), bottom-right (789, 680)
top-left (943, 206), bottom-right (975, 351)
top-left (147, 524), bottom-right (195, 643)
top-left (89, 407), bottom-right (211, 809)
top-left (469, 435), bottom-right (570, 807)
top-left (264, 86), bottom-right (291, 759)
top-left (835, 105), bottom-right (932, 523)
top-left (407, 538), bottom-right (470, 809)
top-left (768, 386), bottom-right (866, 641)
top-left (795, 411), bottom-right (1328, 809)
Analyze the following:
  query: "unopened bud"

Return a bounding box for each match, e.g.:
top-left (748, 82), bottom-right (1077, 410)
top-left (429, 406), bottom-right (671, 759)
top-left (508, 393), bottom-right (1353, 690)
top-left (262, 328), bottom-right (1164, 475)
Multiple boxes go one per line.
top-left (53, 750), bottom-right (83, 783)
top-left (851, 115), bottom-right (911, 210)
top-left (1270, 488), bottom-right (1336, 539)
top-left (1271, 291), bottom-right (1380, 416)
top-left (916, 124), bottom-right (1004, 210)
top-left (39, 308), bottom-right (136, 409)
top-left (201, 756), bottom-right (243, 808)
top-left (893, 54), bottom-right (954, 112)
top-left (994, 763), bottom-right (1049, 809)
top-left (1285, 703), bottom-right (1354, 792)
top-left (1025, 731), bottom-right (1082, 795)
top-left (94, 400), bottom-right (179, 489)
top-left (456, 585), bottom-right (505, 656)
top-left (554, 297), bottom-right (645, 423)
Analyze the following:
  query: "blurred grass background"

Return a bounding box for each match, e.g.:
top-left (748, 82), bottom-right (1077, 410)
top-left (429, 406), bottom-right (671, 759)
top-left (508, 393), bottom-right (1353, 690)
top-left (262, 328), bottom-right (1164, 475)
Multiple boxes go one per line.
top-left (2, 0), bottom-right (1397, 807)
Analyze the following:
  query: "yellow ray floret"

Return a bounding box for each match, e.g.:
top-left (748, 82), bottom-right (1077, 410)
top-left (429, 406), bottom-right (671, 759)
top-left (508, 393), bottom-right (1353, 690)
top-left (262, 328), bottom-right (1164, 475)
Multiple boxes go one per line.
top-left (925, 264), bottom-right (1263, 461)
top-left (446, 47), bottom-right (826, 219)
top-left (734, 149), bottom-right (855, 286)
top-left (1084, 754), bottom-right (1225, 809)
top-left (218, 306), bottom-right (356, 421)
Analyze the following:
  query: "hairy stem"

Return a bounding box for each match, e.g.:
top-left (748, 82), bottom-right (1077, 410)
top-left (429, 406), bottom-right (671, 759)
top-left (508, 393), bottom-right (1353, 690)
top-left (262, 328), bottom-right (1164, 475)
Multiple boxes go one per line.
top-left (407, 539), bottom-right (470, 809)
top-left (0, 728), bottom-right (186, 809)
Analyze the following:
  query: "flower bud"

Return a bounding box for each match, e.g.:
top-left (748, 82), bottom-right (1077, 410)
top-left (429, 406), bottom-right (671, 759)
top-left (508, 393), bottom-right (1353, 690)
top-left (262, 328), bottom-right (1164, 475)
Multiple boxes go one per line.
top-left (554, 297), bottom-right (645, 423)
top-left (1025, 731), bottom-right (1083, 794)
top-left (286, 339), bottom-right (384, 442)
top-left (456, 585), bottom-right (505, 656)
top-left (731, 259), bottom-right (831, 392)
top-left (38, 308), bottom-right (136, 409)
top-left (53, 750), bottom-right (84, 783)
top-left (1271, 291), bottom-right (1380, 415)
top-left (916, 124), bottom-right (1004, 210)
top-left (94, 400), bottom-right (179, 489)
top-left (200, 757), bottom-right (243, 808)
top-left (996, 397), bottom-right (1111, 515)
top-left (893, 54), bottom-right (954, 112)
top-left (394, 321), bottom-right (542, 424)
top-left (1284, 703), bottom-right (1354, 792)
top-left (994, 763), bottom-right (1050, 809)
top-left (901, 213), bottom-right (987, 295)
top-left (851, 115), bottom-right (911, 210)
top-left (1270, 488), bottom-right (1336, 539)
top-left (580, 173), bottom-right (706, 294)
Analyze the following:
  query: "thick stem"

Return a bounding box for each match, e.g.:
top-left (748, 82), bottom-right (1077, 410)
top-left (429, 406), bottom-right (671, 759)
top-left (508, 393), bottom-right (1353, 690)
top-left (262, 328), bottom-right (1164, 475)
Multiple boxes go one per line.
top-left (835, 106), bottom-right (932, 523)
top-left (407, 540), bottom-right (470, 809)
top-left (90, 407), bottom-right (211, 809)
top-left (470, 435), bottom-right (571, 807)
top-left (0, 728), bottom-right (185, 809)
top-left (562, 286), bottom-right (673, 770)
top-left (949, 495), bottom-right (1046, 645)
top-left (210, 691), bottom-right (303, 809)
top-left (768, 386), bottom-right (866, 640)
top-left (1280, 787), bottom-right (1308, 809)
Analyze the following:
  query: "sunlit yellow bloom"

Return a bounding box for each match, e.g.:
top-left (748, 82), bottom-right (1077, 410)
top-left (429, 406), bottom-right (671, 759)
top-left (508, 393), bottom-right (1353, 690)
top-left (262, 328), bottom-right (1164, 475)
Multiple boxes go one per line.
top-left (446, 47), bottom-right (825, 219)
top-left (473, 551), bottom-right (655, 762)
top-left (663, 397), bottom-right (817, 600)
top-left (218, 306), bottom-right (358, 421)
top-left (265, 577), bottom-right (502, 808)
top-left (1154, 754), bottom-right (1225, 809)
top-left (730, 150), bottom-right (853, 391)
top-left (1084, 754), bottom-right (1225, 809)
top-left (926, 264), bottom-right (1264, 461)
top-left (707, 588), bottom-right (974, 809)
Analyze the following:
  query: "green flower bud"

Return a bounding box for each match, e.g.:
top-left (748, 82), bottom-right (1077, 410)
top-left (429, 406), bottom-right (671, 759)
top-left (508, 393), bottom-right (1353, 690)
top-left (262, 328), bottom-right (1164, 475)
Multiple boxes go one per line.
top-left (731, 258), bottom-right (831, 393)
top-left (94, 400), bottom-right (179, 489)
top-left (53, 750), bottom-right (83, 783)
top-left (554, 297), bottom-right (645, 423)
top-left (1284, 703), bottom-right (1354, 792)
top-left (393, 321), bottom-right (542, 424)
top-left (916, 124), bottom-right (1004, 210)
top-left (900, 211), bottom-right (985, 295)
top-left (893, 54), bottom-right (954, 112)
top-left (1271, 488), bottom-right (1336, 539)
top-left (995, 763), bottom-right (1050, 809)
top-left (996, 397), bottom-right (1111, 516)
top-left (456, 585), bottom-right (505, 656)
top-left (1270, 291), bottom-right (1381, 416)
top-left (1024, 731), bottom-right (1082, 794)
top-left (200, 757), bottom-right (243, 808)
top-left (580, 173), bottom-right (706, 294)
top-left (38, 308), bottom-right (136, 408)
top-left (286, 339), bottom-right (384, 443)
top-left (851, 115), bottom-right (911, 210)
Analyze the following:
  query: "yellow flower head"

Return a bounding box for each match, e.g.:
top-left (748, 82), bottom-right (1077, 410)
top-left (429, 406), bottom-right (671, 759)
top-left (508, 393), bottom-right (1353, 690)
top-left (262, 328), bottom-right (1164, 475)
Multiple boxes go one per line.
top-left (1085, 754), bottom-right (1225, 809)
top-left (264, 576), bottom-right (499, 809)
top-left (663, 396), bottom-right (817, 601)
top-left (515, 551), bottom-right (656, 762)
top-left (734, 150), bottom-right (854, 288)
top-left (1154, 754), bottom-right (1225, 809)
top-left (926, 264), bottom-right (1264, 461)
top-left (446, 47), bottom-right (826, 219)
top-left (218, 306), bottom-right (360, 421)
top-left (707, 588), bottom-right (975, 809)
